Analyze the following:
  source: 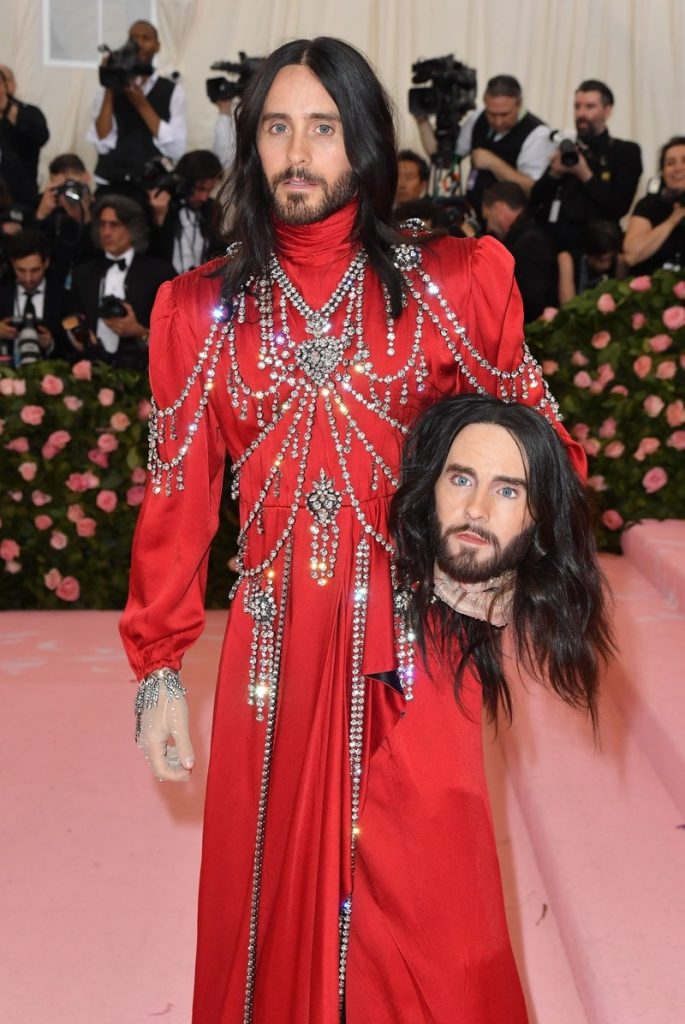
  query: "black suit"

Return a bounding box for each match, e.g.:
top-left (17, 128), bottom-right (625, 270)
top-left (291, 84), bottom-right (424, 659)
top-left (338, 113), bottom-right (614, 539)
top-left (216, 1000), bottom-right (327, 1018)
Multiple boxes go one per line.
top-left (0, 99), bottom-right (50, 206)
top-left (0, 275), bottom-right (71, 360)
top-left (69, 253), bottom-right (175, 370)
top-left (499, 215), bottom-right (559, 323)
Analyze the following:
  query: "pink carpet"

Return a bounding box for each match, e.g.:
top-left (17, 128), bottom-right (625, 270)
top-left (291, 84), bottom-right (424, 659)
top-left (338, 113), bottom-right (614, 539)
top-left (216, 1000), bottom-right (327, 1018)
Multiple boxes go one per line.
top-left (2, 524), bottom-right (684, 1022)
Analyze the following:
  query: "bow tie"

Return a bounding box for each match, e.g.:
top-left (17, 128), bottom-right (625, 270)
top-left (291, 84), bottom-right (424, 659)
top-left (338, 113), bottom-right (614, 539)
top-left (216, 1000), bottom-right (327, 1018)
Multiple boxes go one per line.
top-left (105, 257), bottom-right (127, 272)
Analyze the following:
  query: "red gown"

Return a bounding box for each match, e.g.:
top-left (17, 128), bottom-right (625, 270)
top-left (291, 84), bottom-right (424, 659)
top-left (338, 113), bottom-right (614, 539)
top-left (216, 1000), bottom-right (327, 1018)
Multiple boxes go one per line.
top-left (121, 203), bottom-right (584, 1024)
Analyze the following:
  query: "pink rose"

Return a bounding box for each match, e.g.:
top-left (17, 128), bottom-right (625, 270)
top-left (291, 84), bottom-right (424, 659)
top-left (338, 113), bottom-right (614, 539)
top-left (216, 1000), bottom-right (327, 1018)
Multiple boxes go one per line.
top-left (110, 412), bottom-right (131, 432)
top-left (34, 514), bottom-right (53, 530)
top-left (642, 467), bottom-right (668, 493)
top-left (574, 371), bottom-right (592, 389)
top-left (540, 306), bottom-right (558, 322)
top-left (18, 462), bottom-right (38, 481)
top-left (0, 378), bottom-right (14, 396)
top-left (56, 576), bottom-right (80, 602)
top-left (12, 379), bottom-right (26, 396)
top-left (50, 530), bottom-right (68, 550)
top-left (667, 430), bottom-right (685, 450)
top-left (63, 395), bottom-right (83, 412)
top-left (126, 485), bottom-right (146, 507)
top-left (542, 360), bottom-right (558, 375)
top-left (4, 437), bottom-right (29, 453)
top-left (648, 334), bottom-right (672, 353)
top-left (666, 400), bottom-right (685, 427)
top-left (591, 330), bottom-right (611, 349)
top-left (97, 432), bottom-right (119, 453)
top-left (634, 437), bottom-right (661, 461)
top-left (71, 360), bottom-right (92, 381)
top-left (31, 490), bottom-right (52, 506)
top-left (582, 438), bottom-right (601, 457)
top-left (598, 417), bottom-right (617, 439)
top-left (571, 350), bottom-right (589, 366)
top-left (673, 281), bottom-right (685, 300)
top-left (8, 491), bottom-right (23, 502)
top-left (602, 510), bottom-right (624, 530)
top-left (82, 471), bottom-right (100, 489)
top-left (0, 539), bottom-right (20, 560)
top-left (572, 423), bottom-right (590, 441)
top-left (610, 385), bottom-right (629, 396)
top-left (597, 293), bottom-right (616, 313)
top-left (41, 443), bottom-right (59, 461)
top-left (76, 517), bottom-right (97, 537)
top-left (633, 355), bottom-right (652, 379)
top-left (5, 559), bottom-right (21, 574)
top-left (66, 473), bottom-right (88, 493)
top-left (19, 405), bottom-right (45, 426)
top-left (40, 374), bottom-right (64, 396)
top-left (98, 388), bottom-right (115, 407)
top-left (631, 313), bottom-right (647, 330)
top-left (44, 568), bottom-right (62, 590)
top-left (137, 398), bottom-right (152, 420)
top-left (96, 489), bottom-right (118, 513)
top-left (67, 504), bottom-right (85, 523)
top-left (604, 441), bottom-right (625, 458)
top-left (88, 448), bottom-right (109, 469)
top-left (587, 475), bottom-right (607, 491)
top-left (47, 430), bottom-right (71, 449)
top-left (629, 275), bottom-right (652, 292)
top-left (643, 395), bottom-right (665, 418)
top-left (656, 360), bottom-right (677, 380)
top-left (663, 306), bottom-right (685, 331)
top-left (596, 363), bottom-right (615, 386)
top-left (130, 467), bottom-right (146, 484)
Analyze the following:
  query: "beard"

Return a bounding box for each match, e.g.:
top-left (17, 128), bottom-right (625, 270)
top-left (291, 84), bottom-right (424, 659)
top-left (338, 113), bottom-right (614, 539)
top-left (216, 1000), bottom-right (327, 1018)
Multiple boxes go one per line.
top-left (268, 166), bottom-right (357, 225)
top-left (575, 119), bottom-right (597, 142)
top-left (431, 511), bottom-right (536, 584)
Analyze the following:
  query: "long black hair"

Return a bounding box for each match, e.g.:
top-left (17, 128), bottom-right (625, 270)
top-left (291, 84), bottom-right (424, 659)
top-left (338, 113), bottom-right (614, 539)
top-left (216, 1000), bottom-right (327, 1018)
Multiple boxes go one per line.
top-left (218, 36), bottom-right (425, 317)
top-left (390, 396), bottom-right (613, 726)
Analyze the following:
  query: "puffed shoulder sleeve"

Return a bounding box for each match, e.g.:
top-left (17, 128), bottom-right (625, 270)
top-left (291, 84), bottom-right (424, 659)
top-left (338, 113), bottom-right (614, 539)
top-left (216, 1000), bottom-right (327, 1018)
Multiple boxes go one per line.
top-left (119, 279), bottom-right (226, 679)
top-left (467, 236), bottom-right (586, 476)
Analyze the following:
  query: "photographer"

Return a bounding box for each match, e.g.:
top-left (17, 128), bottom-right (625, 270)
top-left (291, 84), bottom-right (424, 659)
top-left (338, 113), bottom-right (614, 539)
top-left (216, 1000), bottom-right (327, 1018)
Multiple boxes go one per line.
top-left (530, 80), bottom-right (642, 254)
top-left (34, 153), bottom-right (97, 287)
top-left (86, 20), bottom-right (186, 187)
top-left (0, 229), bottom-right (69, 362)
top-left (415, 75), bottom-right (551, 220)
top-left (395, 149), bottom-right (429, 206)
top-left (623, 137), bottom-right (685, 275)
top-left (0, 65), bottom-right (50, 207)
top-left (146, 150), bottom-right (224, 273)
top-left (69, 195), bottom-right (175, 370)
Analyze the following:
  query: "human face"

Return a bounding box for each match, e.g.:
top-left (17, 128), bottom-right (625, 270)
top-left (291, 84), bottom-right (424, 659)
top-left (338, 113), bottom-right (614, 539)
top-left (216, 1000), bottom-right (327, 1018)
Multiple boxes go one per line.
top-left (396, 160), bottom-right (425, 204)
top-left (484, 95), bottom-right (521, 134)
top-left (257, 64), bottom-right (356, 225)
top-left (574, 91), bottom-right (611, 139)
top-left (0, 65), bottom-right (16, 95)
top-left (128, 22), bottom-right (160, 65)
top-left (12, 254), bottom-right (49, 290)
top-left (188, 177), bottom-right (219, 210)
top-left (661, 144), bottom-right (685, 191)
top-left (433, 422), bottom-right (533, 582)
top-left (98, 207), bottom-right (132, 256)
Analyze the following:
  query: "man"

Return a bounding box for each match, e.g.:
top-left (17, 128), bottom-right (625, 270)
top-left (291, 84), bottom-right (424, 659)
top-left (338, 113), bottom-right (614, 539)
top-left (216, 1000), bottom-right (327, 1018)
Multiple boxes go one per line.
top-left (0, 229), bottom-right (69, 362)
top-left (482, 181), bottom-right (559, 321)
top-left (147, 149), bottom-right (224, 273)
top-left (120, 37), bottom-right (584, 1024)
top-left (395, 148), bottom-right (429, 205)
top-left (530, 79), bottom-right (642, 253)
top-left (33, 153), bottom-right (98, 287)
top-left (416, 74), bottom-right (552, 221)
top-left (86, 20), bottom-right (186, 188)
top-left (0, 65), bottom-right (50, 207)
top-left (70, 195), bottom-right (174, 370)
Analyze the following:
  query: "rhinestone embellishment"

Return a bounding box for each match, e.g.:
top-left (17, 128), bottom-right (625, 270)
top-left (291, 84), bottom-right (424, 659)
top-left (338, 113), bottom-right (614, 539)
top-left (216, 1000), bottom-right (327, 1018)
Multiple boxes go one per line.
top-left (295, 334), bottom-right (345, 387)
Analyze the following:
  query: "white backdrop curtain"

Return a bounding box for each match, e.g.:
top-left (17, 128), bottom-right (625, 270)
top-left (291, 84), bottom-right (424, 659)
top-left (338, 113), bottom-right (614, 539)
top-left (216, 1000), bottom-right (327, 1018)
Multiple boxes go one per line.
top-left (0, 0), bottom-right (682, 204)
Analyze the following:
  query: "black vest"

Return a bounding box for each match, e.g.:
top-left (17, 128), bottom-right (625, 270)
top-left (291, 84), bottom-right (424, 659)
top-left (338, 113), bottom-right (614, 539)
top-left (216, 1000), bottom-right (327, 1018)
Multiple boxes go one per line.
top-left (95, 77), bottom-right (175, 184)
top-left (467, 110), bottom-right (544, 215)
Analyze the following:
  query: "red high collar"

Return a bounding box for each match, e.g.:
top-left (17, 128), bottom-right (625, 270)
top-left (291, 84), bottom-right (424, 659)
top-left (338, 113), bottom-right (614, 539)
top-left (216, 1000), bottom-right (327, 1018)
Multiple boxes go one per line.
top-left (272, 201), bottom-right (361, 309)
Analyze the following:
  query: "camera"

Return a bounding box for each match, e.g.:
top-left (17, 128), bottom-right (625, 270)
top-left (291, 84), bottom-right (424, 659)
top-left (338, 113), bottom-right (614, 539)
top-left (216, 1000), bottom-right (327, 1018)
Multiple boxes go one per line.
top-left (408, 55), bottom-right (477, 167)
top-left (98, 39), bottom-right (154, 90)
top-left (98, 295), bottom-right (128, 319)
top-left (55, 179), bottom-right (89, 204)
top-left (206, 52), bottom-right (263, 103)
top-left (62, 313), bottom-right (92, 352)
top-left (137, 159), bottom-right (194, 203)
top-left (550, 130), bottom-right (591, 168)
top-left (11, 311), bottom-right (42, 367)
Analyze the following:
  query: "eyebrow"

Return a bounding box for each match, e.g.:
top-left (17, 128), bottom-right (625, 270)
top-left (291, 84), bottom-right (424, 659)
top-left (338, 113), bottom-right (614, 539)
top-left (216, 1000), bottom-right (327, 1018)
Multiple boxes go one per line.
top-left (443, 462), bottom-right (527, 489)
top-left (260, 111), bottom-right (341, 124)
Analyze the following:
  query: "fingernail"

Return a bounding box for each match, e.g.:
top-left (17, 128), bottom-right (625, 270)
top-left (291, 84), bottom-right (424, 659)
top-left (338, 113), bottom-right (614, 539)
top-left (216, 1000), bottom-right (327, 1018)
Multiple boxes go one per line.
top-left (183, 759), bottom-right (194, 770)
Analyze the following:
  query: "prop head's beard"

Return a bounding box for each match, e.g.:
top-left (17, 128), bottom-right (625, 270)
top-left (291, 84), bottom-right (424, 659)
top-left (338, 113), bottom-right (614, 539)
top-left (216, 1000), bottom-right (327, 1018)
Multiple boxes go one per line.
top-left (431, 510), bottom-right (536, 584)
top-left (268, 166), bottom-right (357, 225)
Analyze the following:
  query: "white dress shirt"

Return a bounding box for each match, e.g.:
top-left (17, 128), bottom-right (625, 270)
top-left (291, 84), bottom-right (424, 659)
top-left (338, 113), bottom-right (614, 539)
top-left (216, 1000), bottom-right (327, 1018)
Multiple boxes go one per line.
top-left (15, 280), bottom-right (46, 322)
top-left (172, 207), bottom-right (205, 273)
top-left (457, 108), bottom-right (554, 181)
top-left (97, 247), bottom-right (135, 353)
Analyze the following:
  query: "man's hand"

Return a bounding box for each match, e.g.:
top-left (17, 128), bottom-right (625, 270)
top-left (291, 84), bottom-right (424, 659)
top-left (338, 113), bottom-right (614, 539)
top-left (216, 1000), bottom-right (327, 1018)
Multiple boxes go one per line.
top-left (470, 147), bottom-right (499, 172)
top-left (0, 317), bottom-right (17, 341)
top-left (138, 692), bottom-right (195, 782)
top-left (35, 187), bottom-right (59, 221)
top-left (103, 302), bottom-right (145, 338)
top-left (147, 186), bottom-right (171, 226)
top-left (563, 147), bottom-right (593, 183)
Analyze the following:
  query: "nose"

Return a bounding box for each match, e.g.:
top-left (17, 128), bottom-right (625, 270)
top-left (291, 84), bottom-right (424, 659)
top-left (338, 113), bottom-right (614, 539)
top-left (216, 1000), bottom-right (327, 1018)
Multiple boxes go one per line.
top-left (464, 487), bottom-right (490, 522)
top-left (286, 126), bottom-right (311, 166)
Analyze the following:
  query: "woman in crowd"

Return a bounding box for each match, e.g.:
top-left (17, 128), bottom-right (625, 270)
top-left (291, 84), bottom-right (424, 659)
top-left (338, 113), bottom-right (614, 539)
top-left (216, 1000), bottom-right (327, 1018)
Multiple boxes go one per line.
top-left (623, 135), bottom-right (685, 274)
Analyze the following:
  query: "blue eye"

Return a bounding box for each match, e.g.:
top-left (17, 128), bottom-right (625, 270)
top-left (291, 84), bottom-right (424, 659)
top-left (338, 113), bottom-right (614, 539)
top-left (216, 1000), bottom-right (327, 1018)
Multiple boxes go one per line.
top-left (500, 486), bottom-right (517, 498)
top-left (452, 474), bottom-right (470, 487)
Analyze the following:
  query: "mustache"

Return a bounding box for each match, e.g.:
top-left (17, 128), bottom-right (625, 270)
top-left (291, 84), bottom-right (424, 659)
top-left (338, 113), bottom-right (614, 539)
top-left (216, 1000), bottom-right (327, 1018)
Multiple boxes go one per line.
top-left (444, 523), bottom-right (499, 546)
top-left (271, 167), bottom-right (327, 188)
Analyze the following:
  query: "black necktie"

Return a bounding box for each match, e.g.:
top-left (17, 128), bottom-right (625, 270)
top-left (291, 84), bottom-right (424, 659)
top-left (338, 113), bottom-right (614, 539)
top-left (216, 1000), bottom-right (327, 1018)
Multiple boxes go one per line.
top-left (105, 257), bottom-right (127, 272)
top-left (23, 291), bottom-right (37, 319)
